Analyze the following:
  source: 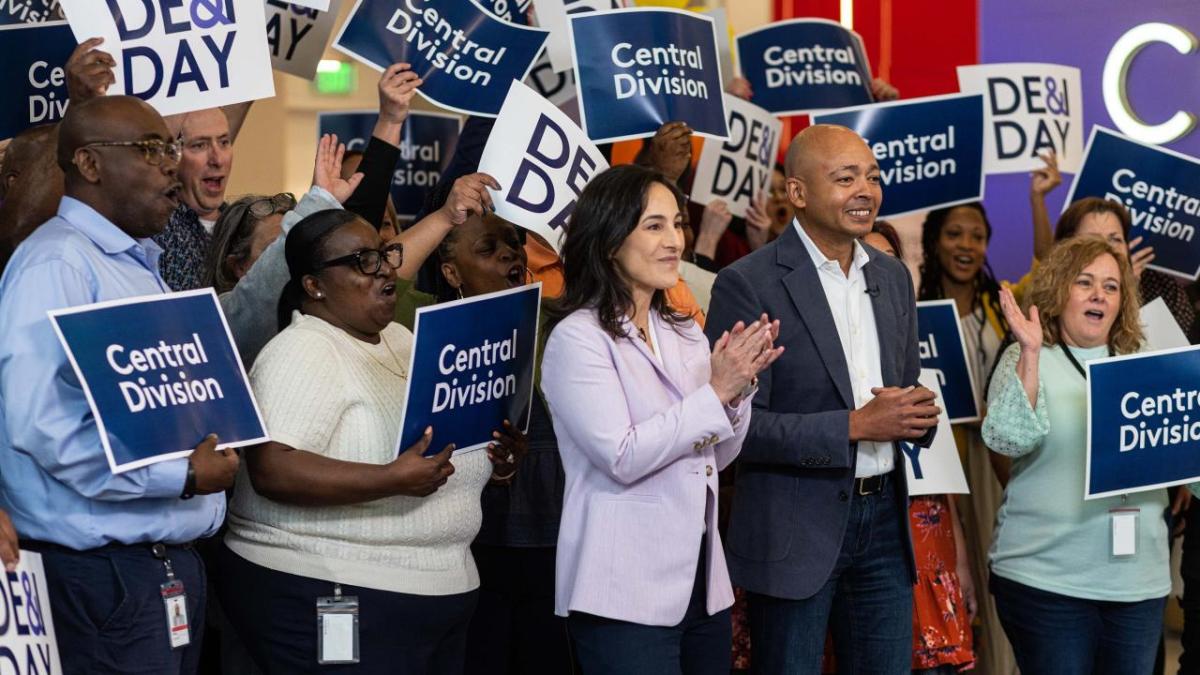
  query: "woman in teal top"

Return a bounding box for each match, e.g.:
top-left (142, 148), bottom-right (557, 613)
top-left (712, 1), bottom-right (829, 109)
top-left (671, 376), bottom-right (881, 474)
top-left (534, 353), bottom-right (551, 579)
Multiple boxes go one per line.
top-left (983, 236), bottom-right (1172, 674)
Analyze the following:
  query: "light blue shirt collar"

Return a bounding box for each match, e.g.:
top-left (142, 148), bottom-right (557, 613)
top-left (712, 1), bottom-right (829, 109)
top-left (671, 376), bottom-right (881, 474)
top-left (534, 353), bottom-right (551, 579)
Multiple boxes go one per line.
top-left (57, 196), bottom-right (164, 261)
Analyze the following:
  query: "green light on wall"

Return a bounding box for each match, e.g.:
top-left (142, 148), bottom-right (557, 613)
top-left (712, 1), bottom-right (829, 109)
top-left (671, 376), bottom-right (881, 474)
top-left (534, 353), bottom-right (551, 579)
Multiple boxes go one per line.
top-left (314, 60), bottom-right (356, 95)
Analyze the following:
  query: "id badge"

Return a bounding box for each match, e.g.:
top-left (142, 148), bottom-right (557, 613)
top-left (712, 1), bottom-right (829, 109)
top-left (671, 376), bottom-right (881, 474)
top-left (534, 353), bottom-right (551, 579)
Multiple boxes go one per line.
top-left (317, 592), bottom-right (359, 665)
top-left (161, 579), bottom-right (190, 649)
top-left (1110, 507), bottom-right (1139, 558)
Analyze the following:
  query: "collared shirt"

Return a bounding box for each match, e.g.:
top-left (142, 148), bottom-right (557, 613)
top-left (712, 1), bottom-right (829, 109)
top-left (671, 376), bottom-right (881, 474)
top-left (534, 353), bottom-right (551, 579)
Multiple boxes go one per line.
top-left (793, 219), bottom-right (891, 478)
top-left (154, 202), bottom-right (212, 291)
top-left (0, 197), bottom-right (224, 549)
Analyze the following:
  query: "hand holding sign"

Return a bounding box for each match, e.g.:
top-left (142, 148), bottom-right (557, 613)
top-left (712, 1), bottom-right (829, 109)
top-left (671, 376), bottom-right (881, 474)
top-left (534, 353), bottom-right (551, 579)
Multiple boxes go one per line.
top-left (189, 433), bottom-right (240, 494)
top-left (66, 37), bottom-right (116, 104)
top-left (646, 122), bottom-right (694, 182)
top-left (442, 173), bottom-right (501, 226)
top-left (851, 386), bottom-right (940, 442)
top-left (312, 134), bottom-right (363, 204)
top-left (378, 62), bottom-right (422, 127)
top-left (389, 426), bottom-right (455, 497)
top-left (487, 419), bottom-right (528, 483)
top-left (1128, 237), bottom-right (1155, 280)
top-left (1030, 151), bottom-right (1062, 198)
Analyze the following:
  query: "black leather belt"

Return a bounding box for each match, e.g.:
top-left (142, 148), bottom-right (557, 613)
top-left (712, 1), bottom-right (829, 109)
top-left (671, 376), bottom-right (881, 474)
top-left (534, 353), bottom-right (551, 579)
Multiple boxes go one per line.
top-left (854, 473), bottom-right (887, 496)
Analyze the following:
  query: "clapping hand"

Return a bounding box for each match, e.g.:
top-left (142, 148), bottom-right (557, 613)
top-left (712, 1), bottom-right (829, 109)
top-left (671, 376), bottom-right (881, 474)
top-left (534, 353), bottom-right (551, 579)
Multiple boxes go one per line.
top-left (710, 314), bottom-right (784, 405)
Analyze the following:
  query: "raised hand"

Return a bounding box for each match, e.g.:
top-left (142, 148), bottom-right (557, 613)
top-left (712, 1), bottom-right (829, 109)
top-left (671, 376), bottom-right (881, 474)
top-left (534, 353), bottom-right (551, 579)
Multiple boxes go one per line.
top-left (440, 173), bottom-right (500, 225)
top-left (312, 134), bottom-right (363, 204)
top-left (646, 122), bottom-right (693, 183)
top-left (745, 193), bottom-right (772, 250)
top-left (1127, 236), bottom-right (1155, 280)
top-left (378, 63), bottom-right (423, 125)
top-left (1030, 151), bottom-right (1061, 198)
top-left (999, 285), bottom-right (1042, 353)
top-left (66, 37), bottom-right (116, 104)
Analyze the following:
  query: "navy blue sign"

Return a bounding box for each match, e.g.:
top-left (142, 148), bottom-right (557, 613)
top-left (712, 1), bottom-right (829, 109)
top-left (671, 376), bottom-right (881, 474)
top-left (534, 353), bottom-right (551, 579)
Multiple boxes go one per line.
top-left (317, 110), bottom-right (460, 219)
top-left (814, 94), bottom-right (986, 218)
top-left (397, 284), bottom-right (541, 457)
top-left (0, 0), bottom-right (59, 26)
top-left (735, 18), bottom-right (872, 116)
top-left (333, 0), bottom-right (547, 117)
top-left (0, 21), bottom-right (76, 139)
top-left (1066, 127), bottom-right (1200, 280)
top-left (915, 300), bottom-right (979, 423)
top-left (480, 0), bottom-right (530, 24)
top-left (571, 7), bottom-right (728, 143)
top-left (1086, 345), bottom-right (1200, 499)
top-left (49, 290), bottom-right (267, 474)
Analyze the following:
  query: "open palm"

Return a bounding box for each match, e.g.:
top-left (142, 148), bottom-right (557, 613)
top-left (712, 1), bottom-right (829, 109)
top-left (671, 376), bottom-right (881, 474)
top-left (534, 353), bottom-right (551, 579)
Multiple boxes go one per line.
top-left (999, 286), bottom-right (1042, 351)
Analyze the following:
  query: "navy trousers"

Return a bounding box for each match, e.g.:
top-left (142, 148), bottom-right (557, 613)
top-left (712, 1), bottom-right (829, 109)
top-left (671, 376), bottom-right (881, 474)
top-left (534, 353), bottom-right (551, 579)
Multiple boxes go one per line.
top-left (33, 541), bottom-right (206, 675)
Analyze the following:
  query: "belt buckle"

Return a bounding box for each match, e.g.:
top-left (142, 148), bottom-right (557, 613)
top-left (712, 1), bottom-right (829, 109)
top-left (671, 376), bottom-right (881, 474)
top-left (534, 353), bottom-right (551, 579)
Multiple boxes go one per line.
top-left (857, 475), bottom-right (881, 496)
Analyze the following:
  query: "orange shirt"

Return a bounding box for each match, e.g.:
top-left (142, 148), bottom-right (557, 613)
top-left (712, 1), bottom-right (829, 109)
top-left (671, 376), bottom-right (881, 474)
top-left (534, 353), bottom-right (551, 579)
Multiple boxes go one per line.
top-left (525, 236), bottom-right (706, 327)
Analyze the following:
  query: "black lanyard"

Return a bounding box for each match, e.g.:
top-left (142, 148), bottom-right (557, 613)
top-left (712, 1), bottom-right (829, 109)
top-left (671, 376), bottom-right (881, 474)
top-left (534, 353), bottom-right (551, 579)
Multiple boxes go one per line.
top-left (1060, 344), bottom-right (1113, 379)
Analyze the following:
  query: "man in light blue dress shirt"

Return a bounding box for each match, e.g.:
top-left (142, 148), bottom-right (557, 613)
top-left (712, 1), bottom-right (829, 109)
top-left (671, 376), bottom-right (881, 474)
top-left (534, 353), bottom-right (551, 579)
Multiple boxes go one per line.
top-left (0, 96), bottom-right (239, 674)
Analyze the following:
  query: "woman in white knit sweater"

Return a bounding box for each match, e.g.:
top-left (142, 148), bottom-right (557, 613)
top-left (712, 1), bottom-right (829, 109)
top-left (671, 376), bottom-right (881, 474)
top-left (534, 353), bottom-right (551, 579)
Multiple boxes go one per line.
top-left (218, 208), bottom-right (526, 674)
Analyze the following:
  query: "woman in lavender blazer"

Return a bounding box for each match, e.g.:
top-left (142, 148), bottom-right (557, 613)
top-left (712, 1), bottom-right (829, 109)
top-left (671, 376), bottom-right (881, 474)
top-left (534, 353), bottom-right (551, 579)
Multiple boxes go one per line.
top-left (540, 165), bottom-right (783, 675)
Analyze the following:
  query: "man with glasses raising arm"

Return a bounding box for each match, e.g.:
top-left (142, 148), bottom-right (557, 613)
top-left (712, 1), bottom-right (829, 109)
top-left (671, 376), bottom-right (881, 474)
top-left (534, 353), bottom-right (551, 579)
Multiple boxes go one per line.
top-left (0, 96), bottom-right (239, 674)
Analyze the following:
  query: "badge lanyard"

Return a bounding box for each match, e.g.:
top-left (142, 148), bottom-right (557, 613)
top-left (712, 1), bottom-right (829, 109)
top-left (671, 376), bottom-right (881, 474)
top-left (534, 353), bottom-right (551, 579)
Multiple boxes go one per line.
top-left (1061, 345), bottom-right (1138, 558)
top-left (317, 583), bottom-right (360, 664)
top-left (152, 544), bottom-right (191, 649)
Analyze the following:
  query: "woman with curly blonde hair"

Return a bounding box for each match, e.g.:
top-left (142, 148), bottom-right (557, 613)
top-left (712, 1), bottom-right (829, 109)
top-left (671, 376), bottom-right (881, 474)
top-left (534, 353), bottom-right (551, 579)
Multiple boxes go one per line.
top-left (981, 237), bottom-right (1173, 674)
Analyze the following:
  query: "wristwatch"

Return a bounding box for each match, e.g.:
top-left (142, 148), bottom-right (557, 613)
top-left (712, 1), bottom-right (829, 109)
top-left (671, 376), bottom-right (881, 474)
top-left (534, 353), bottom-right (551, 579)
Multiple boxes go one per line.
top-left (738, 376), bottom-right (758, 402)
top-left (180, 460), bottom-right (197, 500)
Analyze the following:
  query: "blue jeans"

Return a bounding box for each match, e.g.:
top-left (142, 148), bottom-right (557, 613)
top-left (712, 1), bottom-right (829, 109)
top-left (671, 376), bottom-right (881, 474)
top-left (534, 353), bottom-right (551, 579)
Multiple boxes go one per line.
top-left (32, 541), bottom-right (206, 675)
top-left (747, 474), bottom-right (913, 674)
top-left (568, 541), bottom-right (731, 675)
top-left (990, 571), bottom-right (1165, 675)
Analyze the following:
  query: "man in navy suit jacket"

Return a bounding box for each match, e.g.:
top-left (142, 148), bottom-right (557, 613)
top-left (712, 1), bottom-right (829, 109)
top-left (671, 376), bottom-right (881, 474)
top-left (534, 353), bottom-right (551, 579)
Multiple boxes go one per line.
top-left (705, 124), bottom-right (939, 674)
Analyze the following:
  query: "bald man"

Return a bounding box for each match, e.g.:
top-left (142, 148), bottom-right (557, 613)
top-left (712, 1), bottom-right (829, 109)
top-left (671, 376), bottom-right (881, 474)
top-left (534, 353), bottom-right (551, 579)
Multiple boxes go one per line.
top-left (705, 125), bottom-right (939, 673)
top-left (0, 96), bottom-right (238, 674)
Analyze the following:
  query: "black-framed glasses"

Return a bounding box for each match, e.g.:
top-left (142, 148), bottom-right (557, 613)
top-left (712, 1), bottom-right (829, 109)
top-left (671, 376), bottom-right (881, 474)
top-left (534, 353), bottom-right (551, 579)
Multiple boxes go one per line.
top-left (248, 193), bottom-right (296, 219)
top-left (316, 243), bottom-right (404, 275)
top-left (81, 139), bottom-right (182, 166)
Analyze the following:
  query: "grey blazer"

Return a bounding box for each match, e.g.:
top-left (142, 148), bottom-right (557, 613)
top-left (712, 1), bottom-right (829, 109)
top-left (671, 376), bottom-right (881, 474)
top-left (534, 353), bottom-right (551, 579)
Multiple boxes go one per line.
top-left (704, 223), bottom-right (929, 600)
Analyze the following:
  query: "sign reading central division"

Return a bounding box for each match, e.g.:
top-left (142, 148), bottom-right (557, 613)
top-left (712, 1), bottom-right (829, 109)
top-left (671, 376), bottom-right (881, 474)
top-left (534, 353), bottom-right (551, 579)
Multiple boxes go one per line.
top-left (569, 7), bottom-right (728, 143)
top-left (396, 285), bottom-right (541, 457)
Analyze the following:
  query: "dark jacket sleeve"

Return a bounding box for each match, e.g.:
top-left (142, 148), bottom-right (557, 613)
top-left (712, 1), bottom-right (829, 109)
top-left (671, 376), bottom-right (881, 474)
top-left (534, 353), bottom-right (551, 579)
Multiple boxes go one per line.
top-left (344, 136), bottom-right (400, 230)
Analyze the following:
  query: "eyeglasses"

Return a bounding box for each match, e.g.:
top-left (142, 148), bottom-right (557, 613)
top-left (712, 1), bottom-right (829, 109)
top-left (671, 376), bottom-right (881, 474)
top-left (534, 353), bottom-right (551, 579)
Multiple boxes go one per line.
top-left (248, 193), bottom-right (296, 219)
top-left (81, 139), bottom-right (182, 166)
top-left (317, 243), bottom-right (404, 275)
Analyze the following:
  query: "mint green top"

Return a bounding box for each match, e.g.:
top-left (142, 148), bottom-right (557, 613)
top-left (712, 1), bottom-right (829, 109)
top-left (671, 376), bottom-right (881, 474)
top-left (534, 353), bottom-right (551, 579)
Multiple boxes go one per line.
top-left (982, 343), bottom-right (1171, 602)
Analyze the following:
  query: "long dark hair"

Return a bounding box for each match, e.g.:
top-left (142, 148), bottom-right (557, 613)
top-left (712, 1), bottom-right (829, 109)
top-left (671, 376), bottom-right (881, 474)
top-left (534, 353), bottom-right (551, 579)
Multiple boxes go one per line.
top-left (919, 203), bottom-right (1007, 328)
top-left (547, 164), bottom-right (690, 340)
top-left (277, 209), bottom-right (360, 331)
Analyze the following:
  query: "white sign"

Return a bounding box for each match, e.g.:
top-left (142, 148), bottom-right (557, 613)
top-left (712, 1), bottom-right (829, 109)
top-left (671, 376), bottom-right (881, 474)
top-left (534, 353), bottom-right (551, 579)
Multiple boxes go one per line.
top-left (902, 369), bottom-right (969, 496)
top-left (285, 0), bottom-right (329, 10)
top-left (531, 0), bottom-right (625, 73)
top-left (957, 63), bottom-right (1084, 174)
top-left (59, 0), bottom-right (275, 116)
top-left (1141, 296), bottom-right (1190, 353)
top-left (691, 95), bottom-right (782, 218)
top-left (479, 80), bottom-right (609, 252)
top-left (0, 551), bottom-right (62, 675)
top-left (266, 0), bottom-right (341, 80)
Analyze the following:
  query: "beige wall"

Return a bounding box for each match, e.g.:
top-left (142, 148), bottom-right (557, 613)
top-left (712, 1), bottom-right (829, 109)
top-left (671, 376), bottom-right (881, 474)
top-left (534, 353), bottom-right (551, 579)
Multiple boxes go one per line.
top-left (226, 0), bottom-right (773, 200)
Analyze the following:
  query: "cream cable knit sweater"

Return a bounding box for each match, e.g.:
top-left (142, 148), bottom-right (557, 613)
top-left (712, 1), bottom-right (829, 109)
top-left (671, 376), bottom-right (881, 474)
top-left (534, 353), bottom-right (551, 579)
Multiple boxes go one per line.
top-left (226, 313), bottom-right (491, 595)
